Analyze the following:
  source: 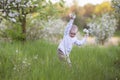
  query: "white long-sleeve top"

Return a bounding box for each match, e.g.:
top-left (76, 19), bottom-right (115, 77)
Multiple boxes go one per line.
top-left (58, 19), bottom-right (87, 56)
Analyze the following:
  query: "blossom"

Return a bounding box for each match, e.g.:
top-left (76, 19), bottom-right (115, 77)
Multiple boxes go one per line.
top-left (9, 18), bottom-right (16, 23)
top-left (16, 0), bottom-right (21, 3)
top-left (83, 28), bottom-right (89, 34)
top-left (87, 13), bottom-right (117, 44)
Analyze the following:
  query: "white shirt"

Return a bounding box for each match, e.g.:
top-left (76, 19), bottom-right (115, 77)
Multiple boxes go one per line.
top-left (58, 19), bottom-right (87, 56)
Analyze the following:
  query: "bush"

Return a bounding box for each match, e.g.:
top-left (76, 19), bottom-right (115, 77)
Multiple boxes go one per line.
top-left (87, 13), bottom-right (117, 45)
top-left (27, 18), bottom-right (66, 42)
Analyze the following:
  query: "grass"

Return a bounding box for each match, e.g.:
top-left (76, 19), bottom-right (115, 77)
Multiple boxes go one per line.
top-left (114, 31), bottom-right (120, 37)
top-left (0, 40), bottom-right (120, 80)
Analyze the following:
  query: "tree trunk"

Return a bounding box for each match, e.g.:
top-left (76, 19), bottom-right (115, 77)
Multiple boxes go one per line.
top-left (21, 17), bottom-right (26, 41)
top-left (101, 40), bottom-right (104, 45)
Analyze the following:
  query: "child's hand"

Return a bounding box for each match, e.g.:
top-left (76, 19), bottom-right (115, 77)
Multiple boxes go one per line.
top-left (83, 28), bottom-right (89, 37)
top-left (83, 29), bottom-right (89, 34)
top-left (69, 13), bottom-right (76, 19)
top-left (72, 14), bottom-right (76, 19)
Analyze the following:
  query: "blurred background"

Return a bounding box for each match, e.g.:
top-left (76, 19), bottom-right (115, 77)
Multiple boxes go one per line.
top-left (0, 0), bottom-right (120, 45)
top-left (1, 1), bottom-right (120, 80)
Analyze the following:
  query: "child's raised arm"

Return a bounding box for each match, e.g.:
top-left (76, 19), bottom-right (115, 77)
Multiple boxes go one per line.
top-left (64, 14), bottom-right (76, 36)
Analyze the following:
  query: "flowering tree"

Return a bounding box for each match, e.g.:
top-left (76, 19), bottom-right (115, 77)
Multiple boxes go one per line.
top-left (112, 0), bottom-right (120, 13)
top-left (0, 0), bottom-right (40, 40)
top-left (111, 0), bottom-right (120, 30)
top-left (87, 13), bottom-right (117, 45)
top-left (26, 17), bottom-right (66, 42)
top-left (0, 0), bottom-right (64, 41)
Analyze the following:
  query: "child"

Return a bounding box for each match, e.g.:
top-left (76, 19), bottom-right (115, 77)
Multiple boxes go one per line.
top-left (57, 14), bottom-right (88, 67)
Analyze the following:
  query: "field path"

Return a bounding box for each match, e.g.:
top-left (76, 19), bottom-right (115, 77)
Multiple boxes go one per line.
top-left (87, 37), bottom-right (120, 46)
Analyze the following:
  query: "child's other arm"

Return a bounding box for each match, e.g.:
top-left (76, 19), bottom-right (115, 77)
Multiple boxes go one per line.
top-left (74, 35), bottom-right (88, 46)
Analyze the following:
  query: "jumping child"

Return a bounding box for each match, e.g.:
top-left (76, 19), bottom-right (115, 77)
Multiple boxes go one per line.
top-left (57, 14), bottom-right (88, 67)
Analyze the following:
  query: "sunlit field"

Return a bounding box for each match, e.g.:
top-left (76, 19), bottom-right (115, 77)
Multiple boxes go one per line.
top-left (0, 0), bottom-right (120, 80)
top-left (0, 40), bottom-right (120, 80)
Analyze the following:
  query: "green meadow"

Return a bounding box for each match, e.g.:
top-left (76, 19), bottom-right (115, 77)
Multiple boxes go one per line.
top-left (0, 40), bottom-right (120, 80)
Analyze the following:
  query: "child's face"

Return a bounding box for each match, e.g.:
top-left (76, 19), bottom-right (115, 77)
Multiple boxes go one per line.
top-left (69, 25), bottom-right (78, 38)
top-left (69, 30), bottom-right (77, 38)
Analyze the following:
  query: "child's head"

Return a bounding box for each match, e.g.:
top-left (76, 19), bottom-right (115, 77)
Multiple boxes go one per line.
top-left (69, 25), bottom-right (78, 38)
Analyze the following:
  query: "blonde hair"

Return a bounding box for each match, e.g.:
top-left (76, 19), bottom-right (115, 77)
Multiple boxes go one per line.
top-left (70, 25), bottom-right (78, 33)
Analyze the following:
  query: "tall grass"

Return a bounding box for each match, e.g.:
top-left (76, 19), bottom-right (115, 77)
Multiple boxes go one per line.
top-left (0, 40), bottom-right (120, 80)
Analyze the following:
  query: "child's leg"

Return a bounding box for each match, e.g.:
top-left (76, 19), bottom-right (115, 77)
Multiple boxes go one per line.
top-left (57, 49), bottom-right (66, 62)
top-left (57, 49), bottom-right (72, 67)
top-left (66, 55), bottom-right (72, 67)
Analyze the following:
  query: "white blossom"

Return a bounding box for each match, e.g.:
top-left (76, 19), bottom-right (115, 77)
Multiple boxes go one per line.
top-left (87, 13), bottom-right (117, 44)
top-left (8, 12), bottom-right (15, 17)
top-left (26, 1), bottom-right (32, 7)
top-left (16, 0), bottom-right (21, 3)
top-left (8, 0), bottom-right (14, 3)
top-left (26, 18), bottom-right (66, 42)
top-left (2, 12), bottom-right (6, 16)
top-left (8, 12), bottom-right (19, 18)
top-left (9, 18), bottom-right (16, 22)
top-left (112, 0), bottom-right (120, 13)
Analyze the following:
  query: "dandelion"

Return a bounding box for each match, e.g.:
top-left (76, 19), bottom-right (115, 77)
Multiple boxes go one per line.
top-left (33, 55), bottom-right (38, 60)
top-left (16, 49), bottom-right (19, 53)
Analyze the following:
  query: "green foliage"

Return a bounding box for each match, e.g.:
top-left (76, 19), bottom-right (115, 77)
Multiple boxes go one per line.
top-left (74, 16), bottom-right (86, 29)
top-left (0, 0), bottom-right (65, 41)
top-left (5, 24), bottom-right (25, 41)
top-left (94, 2), bottom-right (113, 15)
top-left (0, 40), bottom-right (120, 80)
top-left (114, 31), bottom-right (120, 36)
